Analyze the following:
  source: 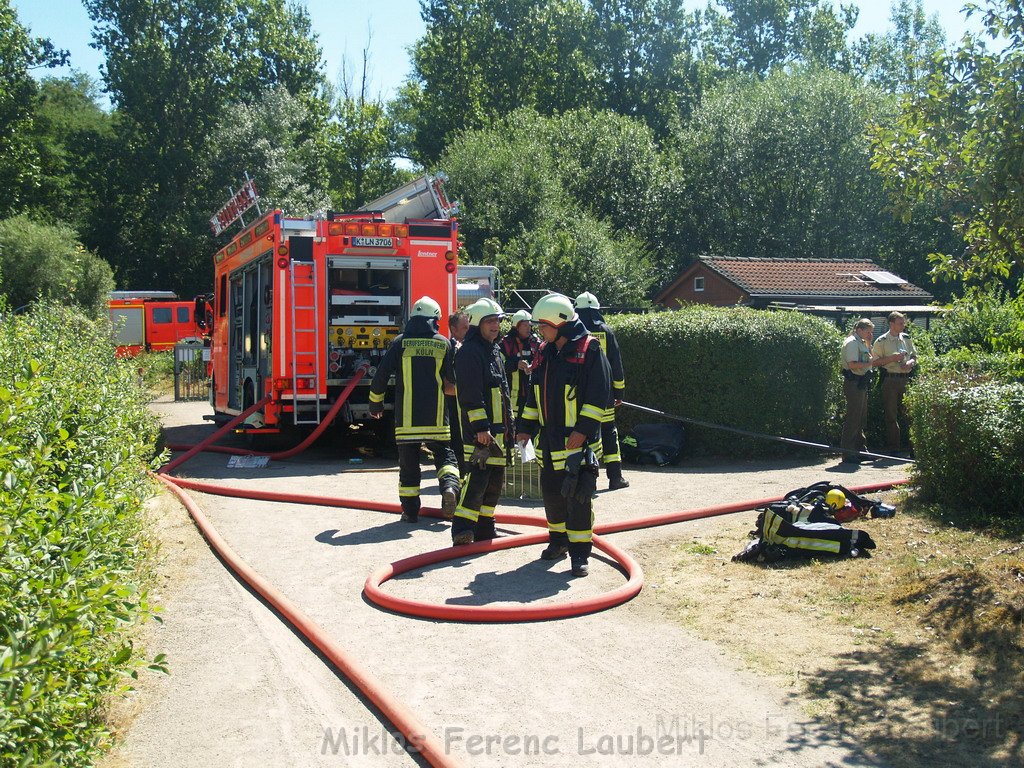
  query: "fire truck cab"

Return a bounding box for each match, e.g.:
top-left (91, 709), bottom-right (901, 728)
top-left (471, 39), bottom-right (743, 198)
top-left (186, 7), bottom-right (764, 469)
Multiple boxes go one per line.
top-left (208, 174), bottom-right (461, 434)
top-left (108, 291), bottom-right (204, 356)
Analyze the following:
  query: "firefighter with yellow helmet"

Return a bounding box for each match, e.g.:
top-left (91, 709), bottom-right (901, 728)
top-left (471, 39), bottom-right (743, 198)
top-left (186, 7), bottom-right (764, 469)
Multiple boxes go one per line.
top-left (575, 291), bottom-right (629, 490)
top-left (451, 297), bottom-right (513, 545)
top-left (368, 296), bottom-right (461, 523)
top-left (515, 293), bottom-right (611, 577)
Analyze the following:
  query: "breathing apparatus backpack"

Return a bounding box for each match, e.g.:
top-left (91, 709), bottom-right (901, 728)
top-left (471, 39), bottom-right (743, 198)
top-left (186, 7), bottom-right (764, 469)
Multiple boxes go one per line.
top-left (732, 481), bottom-right (893, 564)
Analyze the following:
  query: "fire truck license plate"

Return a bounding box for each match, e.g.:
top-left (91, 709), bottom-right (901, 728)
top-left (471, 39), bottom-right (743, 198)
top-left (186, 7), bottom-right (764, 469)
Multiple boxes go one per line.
top-left (351, 236), bottom-right (394, 248)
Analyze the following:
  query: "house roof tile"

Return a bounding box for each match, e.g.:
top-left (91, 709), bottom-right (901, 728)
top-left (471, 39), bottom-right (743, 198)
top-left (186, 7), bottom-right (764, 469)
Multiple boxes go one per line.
top-left (699, 256), bottom-right (933, 300)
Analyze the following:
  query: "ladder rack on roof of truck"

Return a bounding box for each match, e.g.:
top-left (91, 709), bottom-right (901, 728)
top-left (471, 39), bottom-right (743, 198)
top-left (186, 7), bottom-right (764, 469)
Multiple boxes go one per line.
top-left (356, 173), bottom-right (458, 223)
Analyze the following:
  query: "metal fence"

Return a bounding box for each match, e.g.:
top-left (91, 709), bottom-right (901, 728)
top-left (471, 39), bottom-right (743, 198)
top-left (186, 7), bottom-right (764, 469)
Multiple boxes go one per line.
top-left (505, 444), bottom-right (541, 500)
top-left (173, 342), bottom-right (211, 402)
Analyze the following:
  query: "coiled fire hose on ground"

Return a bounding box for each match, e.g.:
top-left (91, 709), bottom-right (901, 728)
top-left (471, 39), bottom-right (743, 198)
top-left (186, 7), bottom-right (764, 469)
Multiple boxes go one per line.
top-left (154, 367), bottom-right (908, 767)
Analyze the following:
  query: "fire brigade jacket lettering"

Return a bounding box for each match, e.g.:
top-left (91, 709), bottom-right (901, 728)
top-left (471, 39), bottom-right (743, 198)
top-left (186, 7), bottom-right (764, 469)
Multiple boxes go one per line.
top-left (500, 330), bottom-right (540, 417)
top-left (516, 319), bottom-right (612, 470)
top-left (368, 316), bottom-right (453, 442)
top-left (577, 307), bottom-right (625, 406)
top-left (455, 326), bottom-right (510, 450)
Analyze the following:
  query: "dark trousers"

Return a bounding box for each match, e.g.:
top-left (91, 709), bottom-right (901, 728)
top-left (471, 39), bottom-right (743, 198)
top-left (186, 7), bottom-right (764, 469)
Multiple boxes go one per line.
top-left (841, 378), bottom-right (868, 457)
top-left (540, 464), bottom-right (594, 562)
top-left (397, 440), bottom-right (460, 515)
top-left (452, 452), bottom-right (505, 540)
top-left (881, 375), bottom-right (909, 452)
top-left (600, 417), bottom-right (623, 479)
top-left (445, 394), bottom-right (464, 474)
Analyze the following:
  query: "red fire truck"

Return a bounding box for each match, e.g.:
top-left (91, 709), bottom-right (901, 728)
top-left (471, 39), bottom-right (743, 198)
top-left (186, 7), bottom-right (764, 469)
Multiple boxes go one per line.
top-left (207, 174), bottom-right (461, 435)
top-left (108, 291), bottom-right (207, 356)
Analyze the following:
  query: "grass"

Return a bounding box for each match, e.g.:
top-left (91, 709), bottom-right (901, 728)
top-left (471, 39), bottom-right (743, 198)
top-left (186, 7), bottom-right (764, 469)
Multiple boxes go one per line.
top-left (646, 489), bottom-right (1024, 768)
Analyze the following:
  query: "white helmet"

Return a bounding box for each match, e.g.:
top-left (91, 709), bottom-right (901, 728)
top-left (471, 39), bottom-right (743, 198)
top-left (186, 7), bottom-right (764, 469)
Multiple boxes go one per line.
top-left (575, 291), bottom-right (600, 310)
top-left (510, 309), bottom-right (532, 325)
top-left (466, 298), bottom-right (505, 326)
top-left (411, 296), bottom-right (442, 320)
top-left (532, 293), bottom-right (576, 327)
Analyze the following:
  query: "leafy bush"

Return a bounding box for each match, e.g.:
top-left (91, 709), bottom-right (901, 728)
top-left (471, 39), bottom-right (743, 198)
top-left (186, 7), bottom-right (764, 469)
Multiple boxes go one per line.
top-left (906, 372), bottom-right (1024, 518)
top-left (613, 307), bottom-right (843, 457)
top-left (928, 347), bottom-right (1024, 383)
top-left (926, 287), bottom-right (1024, 355)
top-left (0, 302), bottom-right (162, 766)
top-left (0, 215), bottom-right (115, 317)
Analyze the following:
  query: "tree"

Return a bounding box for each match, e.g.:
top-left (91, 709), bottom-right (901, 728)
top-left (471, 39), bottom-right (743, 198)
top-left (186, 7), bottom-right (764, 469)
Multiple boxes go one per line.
top-left (699, 0), bottom-right (858, 77)
top-left (0, 214), bottom-right (114, 315)
top-left (204, 86), bottom-right (331, 218)
top-left (405, 0), bottom-right (597, 163)
top-left (590, 0), bottom-right (702, 138)
top-left (852, 0), bottom-right (947, 93)
top-left (870, 0), bottom-right (1024, 286)
top-left (24, 73), bottom-right (113, 229)
top-left (0, 0), bottom-right (68, 216)
top-left (440, 108), bottom-right (658, 306)
top-left (661, 67), bottom-right (959, 296)
top-left (83, 0), bottom-right (328, 294)
top-left (328, 43), bottom-right (409, 210)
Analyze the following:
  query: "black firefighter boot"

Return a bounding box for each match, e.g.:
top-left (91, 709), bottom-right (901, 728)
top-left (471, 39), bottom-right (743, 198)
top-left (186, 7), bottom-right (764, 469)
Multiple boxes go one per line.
top-left (473, 515), bottom-right (497, 541)
top-left (451, 515), bottom-right (475, 546)
top-left (607, 462), bottom-right (630, 490)
top-left (568, 541), bottom-right (593, 577)
top-left (400, 497), bottom-right (421, 524)
top-left (540, 531), bottom-right (569, 561)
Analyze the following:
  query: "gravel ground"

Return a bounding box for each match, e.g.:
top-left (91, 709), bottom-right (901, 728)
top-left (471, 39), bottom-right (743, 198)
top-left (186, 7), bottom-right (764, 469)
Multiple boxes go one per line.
top-left (101, 396), bottom-right (910, 768)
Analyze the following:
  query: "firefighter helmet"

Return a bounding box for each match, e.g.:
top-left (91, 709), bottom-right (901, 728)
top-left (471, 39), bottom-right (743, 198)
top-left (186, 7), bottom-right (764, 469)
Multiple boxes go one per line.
top-left (411, 296), bottom-right (442, 320)
top-left (532, 293), bottom-right (576, 327)
top-left (510, 309), bottom-right (531, 326)
top-left (825, 489), bottom-right (846, 510)
top-left (466, 298), bottom-right (505, 326)
top-left (575, 291), bottom-right (600, 310)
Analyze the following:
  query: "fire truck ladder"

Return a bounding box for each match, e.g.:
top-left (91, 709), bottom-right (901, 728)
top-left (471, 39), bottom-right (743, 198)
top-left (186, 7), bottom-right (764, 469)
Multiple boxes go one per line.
top-left (288, 260), bottom-right (323, 425)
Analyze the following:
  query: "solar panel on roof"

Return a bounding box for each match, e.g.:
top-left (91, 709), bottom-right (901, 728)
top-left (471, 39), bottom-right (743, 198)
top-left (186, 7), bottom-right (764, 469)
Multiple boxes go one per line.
top-left (860, 270), bottom-right (907, 285)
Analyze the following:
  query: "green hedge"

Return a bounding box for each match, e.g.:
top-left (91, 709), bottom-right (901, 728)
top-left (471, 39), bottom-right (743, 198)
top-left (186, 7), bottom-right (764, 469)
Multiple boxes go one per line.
top-left (906, 372), bottom-right (1024, 517)
top-left (0, 304), bottom-right (162, 766)
top-left (612, 307), bottom-right (843, 457)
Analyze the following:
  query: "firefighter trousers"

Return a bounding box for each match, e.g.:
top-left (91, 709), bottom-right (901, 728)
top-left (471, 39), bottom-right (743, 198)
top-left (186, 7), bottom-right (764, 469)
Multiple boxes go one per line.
top-left (600, 417), bottom-right (623, 480)
top-left (540, 464), bottom-right (594, 562)
top-left (397, 441), bottom-right (461, 516)
top-left (452, 460), bottom-right (504, 541)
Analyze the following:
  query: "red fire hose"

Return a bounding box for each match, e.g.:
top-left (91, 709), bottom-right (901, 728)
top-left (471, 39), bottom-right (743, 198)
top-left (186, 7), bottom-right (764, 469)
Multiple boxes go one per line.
top-left (156, 372), bottom-right (908, 766)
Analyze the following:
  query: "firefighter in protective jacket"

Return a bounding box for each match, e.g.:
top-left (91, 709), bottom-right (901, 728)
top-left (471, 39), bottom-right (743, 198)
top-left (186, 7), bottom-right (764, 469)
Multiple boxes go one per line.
top-left (516, 293), bottom-right (611, 577)
top-left (369, 297), bottom-right (460, 523)
top-left (575, 291), bottom-right (629, 490)
top-left (452, 298), bottom-right (512, 545)
top-left (500, 309), bottom-right (540, 420)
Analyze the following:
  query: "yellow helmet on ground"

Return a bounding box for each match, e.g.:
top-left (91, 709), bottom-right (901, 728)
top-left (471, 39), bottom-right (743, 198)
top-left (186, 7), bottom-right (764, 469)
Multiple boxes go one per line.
top-left (466, 298), bottom-right (505, 326)
top-left (575, 291), bottom-right (600, 310)
top-left (532, 293), bottom-right (576, 327)
top-left (411, 296), bottom-right (442, 320)
top-left (825, 489), bottom-right (846, 510)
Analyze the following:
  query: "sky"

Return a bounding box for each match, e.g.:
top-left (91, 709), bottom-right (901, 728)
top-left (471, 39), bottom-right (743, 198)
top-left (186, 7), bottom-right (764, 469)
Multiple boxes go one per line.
top-left (13, 0), bottom-right (984, 105)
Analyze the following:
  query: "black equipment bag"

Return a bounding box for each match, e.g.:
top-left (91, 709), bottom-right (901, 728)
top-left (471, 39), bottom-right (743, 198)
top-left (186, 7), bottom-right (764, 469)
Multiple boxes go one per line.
top-left (620, 423), bottom-right (685, 466)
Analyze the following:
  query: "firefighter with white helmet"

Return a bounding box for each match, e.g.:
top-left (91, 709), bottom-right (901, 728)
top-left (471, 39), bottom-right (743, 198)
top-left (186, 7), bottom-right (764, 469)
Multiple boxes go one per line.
top-left (515, 292), bottom-right (611, 577)
top-left (575, 291), bottom-right (629, 490)
top-left (368, 296), bottom-right (460, 522)
top-left (500, 309), bottom-right (540, 420)
top-left (451, 298), bottom-right (513, 545)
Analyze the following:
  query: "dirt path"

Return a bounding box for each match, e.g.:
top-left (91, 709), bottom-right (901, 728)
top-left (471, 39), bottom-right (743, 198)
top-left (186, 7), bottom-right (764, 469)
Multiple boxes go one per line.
top-left (103, 397), bottom-right (910, 767)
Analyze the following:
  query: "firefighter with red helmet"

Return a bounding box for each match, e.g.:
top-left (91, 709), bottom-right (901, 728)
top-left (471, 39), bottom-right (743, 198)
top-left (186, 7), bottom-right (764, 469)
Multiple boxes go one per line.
top-left (575, 291), bottom-right (629, 490)
top-left (368, 296), bottom-right (461, 523)
top-left (451, 298), bottom-right (512, 545)
top-left (500, 309), bottom-right (540, 420)
top-left (516, 293), bottom-right (611, 577)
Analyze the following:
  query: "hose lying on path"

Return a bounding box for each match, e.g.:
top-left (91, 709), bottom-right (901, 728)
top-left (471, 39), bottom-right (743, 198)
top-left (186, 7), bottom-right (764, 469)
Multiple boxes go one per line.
top-left (154, 371), bottom-right (908, 765)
